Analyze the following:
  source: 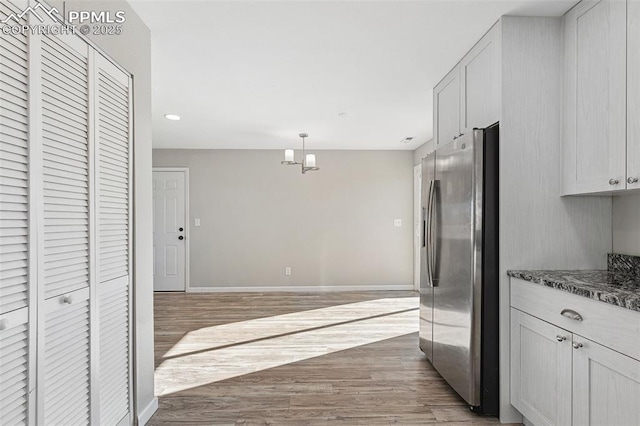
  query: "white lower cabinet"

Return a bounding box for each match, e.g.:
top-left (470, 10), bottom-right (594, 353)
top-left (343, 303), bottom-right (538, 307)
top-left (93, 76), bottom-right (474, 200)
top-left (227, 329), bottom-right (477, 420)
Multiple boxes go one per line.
top-left (510, 309), bottom-right (571, 426)
top-left (573, 338), bottom-right (640, 426)
top-left (511, 307), bottom-right (640, 426)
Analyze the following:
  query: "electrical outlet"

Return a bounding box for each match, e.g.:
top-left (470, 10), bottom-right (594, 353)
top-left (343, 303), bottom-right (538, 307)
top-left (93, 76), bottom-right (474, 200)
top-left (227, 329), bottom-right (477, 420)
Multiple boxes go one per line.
top-left (194, 218), bottom-right (201, 227)
top-left (285, 267), bottom-right (291, 276)
top-left (394, 219), bottom-right (402, 227)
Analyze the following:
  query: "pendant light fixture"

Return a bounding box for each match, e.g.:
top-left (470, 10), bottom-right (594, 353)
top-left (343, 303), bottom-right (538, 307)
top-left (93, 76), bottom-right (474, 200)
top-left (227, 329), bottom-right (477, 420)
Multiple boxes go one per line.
top-left (281, 133), bottom-right (319, 174)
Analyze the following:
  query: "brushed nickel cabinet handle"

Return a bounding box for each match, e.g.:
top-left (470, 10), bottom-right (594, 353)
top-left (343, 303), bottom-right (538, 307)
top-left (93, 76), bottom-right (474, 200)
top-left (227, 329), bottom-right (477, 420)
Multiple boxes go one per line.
top-left (556, 335), bottom-right (567, 342)
top-left (628, 177), bottom-right (638, 184)
top-left (560, 309), bottom-right (583, 321)
top-left (572, 342), bottom-right (583, 349)
top-left (609, 179), bottom-right (619, 185)
top-left (62, 295), bottom-right (73, 305)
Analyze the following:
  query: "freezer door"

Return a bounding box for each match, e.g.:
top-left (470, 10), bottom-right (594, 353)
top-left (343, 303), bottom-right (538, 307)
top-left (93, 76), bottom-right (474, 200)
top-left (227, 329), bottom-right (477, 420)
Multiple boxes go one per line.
top-left (419, 152), bottom-right (436, 361)
top-left (432, 130), bottom-right (483, 407)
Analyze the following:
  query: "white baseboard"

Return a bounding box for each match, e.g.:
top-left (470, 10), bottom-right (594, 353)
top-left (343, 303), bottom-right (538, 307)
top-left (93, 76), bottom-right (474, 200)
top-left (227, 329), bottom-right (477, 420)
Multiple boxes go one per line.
top-left (187, 284), bottom-right (414, 293)
top-left (137, 397), bottom-right (158, 426)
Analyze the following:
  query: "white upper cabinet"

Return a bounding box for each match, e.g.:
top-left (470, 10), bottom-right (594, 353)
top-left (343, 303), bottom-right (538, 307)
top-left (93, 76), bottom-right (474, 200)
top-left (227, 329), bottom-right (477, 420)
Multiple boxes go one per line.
top-left (562, 0), bottom-right (631, 195)
top-left (433, 68), bottom-right (459, 149)
top-left (460, 24), bottom-right (500, 134)
top-left (627, 0), bottom-right (640, 190)
top-left (433, 22), bottom-right (500, 150)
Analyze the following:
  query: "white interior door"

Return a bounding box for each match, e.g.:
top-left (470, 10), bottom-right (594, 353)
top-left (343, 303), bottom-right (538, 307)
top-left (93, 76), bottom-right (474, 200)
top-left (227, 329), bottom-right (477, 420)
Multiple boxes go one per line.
top-left (413, 165), bottom-right (422, 291)
top-left (153, 170), bottom-right (186, 291)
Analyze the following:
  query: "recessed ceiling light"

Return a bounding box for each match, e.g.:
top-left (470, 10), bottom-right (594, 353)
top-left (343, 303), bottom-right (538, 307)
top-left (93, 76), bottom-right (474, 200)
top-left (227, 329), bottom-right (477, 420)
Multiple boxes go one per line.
top-left (164, 114), bottom-right (181, 121)
top-left (401, 136), bottom-right (414, 144)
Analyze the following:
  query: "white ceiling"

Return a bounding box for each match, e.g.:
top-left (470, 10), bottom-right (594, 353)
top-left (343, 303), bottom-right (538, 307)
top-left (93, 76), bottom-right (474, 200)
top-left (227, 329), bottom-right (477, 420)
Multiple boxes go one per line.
top-left (130, 0), bottom-right (577, 150)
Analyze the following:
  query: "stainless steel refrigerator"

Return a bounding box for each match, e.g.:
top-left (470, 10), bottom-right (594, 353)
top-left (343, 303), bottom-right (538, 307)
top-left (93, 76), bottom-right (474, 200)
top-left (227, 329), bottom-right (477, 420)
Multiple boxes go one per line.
top-left (419, 124), bottom-right (499, 415)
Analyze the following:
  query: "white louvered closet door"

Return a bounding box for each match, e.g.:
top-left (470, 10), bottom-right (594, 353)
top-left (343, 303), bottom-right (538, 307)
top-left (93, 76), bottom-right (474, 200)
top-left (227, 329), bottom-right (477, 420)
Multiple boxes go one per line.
top-left (0, 308), bottom-right (29, 425)
top-left (38, 31), bottom-right (92, 425)
top-left (95, 53), bottom-right (132, 426)
top-left (0, 0), bottom-right (32, 423)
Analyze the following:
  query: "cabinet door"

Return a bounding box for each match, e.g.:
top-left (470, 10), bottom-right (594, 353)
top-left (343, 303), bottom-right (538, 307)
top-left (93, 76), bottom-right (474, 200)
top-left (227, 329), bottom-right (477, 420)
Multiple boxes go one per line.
top-left (572, 336), bottom-right (640, 426)
top-left (562, 0), bottom-right (627, 194)
top-left (627, 0), bottom-right (640, 189)
top-left (434, 67), bottom-right (459, 149)
top-left (459, 23), bottom-right (500, 134)
top-left (510, 309), bottom-right (572, 426)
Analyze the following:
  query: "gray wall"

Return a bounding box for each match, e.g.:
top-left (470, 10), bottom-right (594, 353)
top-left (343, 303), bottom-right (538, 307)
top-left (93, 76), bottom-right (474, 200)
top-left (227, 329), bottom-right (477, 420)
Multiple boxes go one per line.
top-left (613, 194), bottom-right (640, 255)
top-left (48, 0), bottom-right (156, 420)
top-left (153, 149), bottom-right (414, 289)
top-left (413, 139), bottom-right (434, 165)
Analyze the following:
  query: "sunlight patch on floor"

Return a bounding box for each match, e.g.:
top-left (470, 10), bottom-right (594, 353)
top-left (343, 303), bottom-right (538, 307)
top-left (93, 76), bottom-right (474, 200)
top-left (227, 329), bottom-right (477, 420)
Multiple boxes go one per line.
top-left (155, 297), bottom-right (418, 396)
top-left (162, 297), bottom-right (419, 358)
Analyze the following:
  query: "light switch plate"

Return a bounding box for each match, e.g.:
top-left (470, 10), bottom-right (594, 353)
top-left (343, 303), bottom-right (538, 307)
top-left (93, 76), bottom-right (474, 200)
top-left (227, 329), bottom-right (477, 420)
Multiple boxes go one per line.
top-left (194, 218), bottom-right (201, 227)
top-left (394, 219), bottom-right (402, 227)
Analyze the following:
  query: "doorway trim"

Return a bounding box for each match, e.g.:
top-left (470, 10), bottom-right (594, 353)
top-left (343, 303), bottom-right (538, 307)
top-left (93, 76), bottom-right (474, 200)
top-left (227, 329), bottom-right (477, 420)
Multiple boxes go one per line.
top-left (152, 167), bottom-right (190, 292)
top-left (413, 164), bottom-right (422, 291)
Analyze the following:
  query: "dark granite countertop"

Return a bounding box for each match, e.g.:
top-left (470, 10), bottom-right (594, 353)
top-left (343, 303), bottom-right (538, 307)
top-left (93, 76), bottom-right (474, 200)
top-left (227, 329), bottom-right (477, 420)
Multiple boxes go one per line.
top-left (507, 267), bottom-right (640, 312)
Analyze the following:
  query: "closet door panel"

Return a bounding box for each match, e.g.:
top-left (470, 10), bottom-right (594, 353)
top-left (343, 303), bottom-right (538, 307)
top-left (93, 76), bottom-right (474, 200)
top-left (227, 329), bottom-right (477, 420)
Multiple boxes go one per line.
top-left (0, 0), bottom-right (29, 316)
top-left (0, 3), bottom-right (30, 423)
top-left (42, 288), bottom-right (90, 425)
top-left (36, 30), bottom-right (93, 426)
top-left (0, 307), bottom-right (29, 425)
top-left (40, 34), bottom-right (90, 300)
top-left (98, 276), bottom-right (129, 425)
top-left (95, 54), bottom-right (132, 426)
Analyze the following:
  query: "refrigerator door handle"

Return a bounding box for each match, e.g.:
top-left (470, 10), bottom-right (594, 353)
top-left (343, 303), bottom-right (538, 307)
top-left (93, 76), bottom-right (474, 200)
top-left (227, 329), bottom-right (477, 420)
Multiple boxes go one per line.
top-left (422, 207), bottom-right (427, 248)
top-left (428, 180), bottom-right (438, 287)
top-left (426, 180), bottom-right (436, 287)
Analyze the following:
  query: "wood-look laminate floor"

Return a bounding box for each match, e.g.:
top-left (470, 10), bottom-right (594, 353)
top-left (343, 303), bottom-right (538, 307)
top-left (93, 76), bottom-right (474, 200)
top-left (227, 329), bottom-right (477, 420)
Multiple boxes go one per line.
top-left (150, 291), bottom-right (504, 425)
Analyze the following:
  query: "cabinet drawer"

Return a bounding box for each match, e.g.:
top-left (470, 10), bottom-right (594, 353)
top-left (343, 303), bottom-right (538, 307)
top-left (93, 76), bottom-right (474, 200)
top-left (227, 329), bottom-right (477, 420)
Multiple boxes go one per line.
top-left (511, 278), bottom-right (640, 359)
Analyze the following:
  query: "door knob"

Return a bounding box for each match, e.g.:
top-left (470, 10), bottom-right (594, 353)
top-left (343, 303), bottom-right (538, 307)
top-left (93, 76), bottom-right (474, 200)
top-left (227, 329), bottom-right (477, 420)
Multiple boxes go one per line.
top-left (179, 227), bottom-right (184, 231)
top-left (628, 177), bottom-right (638, 184)
top-left (178, 236), bottom-right (184, 240)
